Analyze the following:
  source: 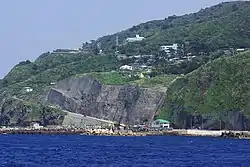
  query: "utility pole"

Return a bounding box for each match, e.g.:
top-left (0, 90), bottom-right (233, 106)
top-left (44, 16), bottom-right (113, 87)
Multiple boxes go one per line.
top-left (201, 117), bottom-right (203, 129)
top-left (230, 48), bottom-right (235, 56)
top-left (115, 35), bottom-right (119, 54)
top-left (191, 117), bottom-right (193, 129)
top-left (97, 42), bottom-right (102, 55)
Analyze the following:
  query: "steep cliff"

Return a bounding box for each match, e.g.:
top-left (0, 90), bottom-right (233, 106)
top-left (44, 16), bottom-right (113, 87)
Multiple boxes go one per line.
top-left (159, 51), bottom-right (250, 130)
top-left (46, 75), bottom-right (165, 125)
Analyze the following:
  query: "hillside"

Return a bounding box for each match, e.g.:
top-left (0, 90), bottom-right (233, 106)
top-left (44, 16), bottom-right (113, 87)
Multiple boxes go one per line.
top-left (84, 1), bottom-right (250, 55)
top-left (0, 1), bottom-right (250, 129)
top-left (0, 53), bottom-right (124, 103)
top-left (1, 1), bottom-right (249, 102)
top-left (159, 51), bottom-right (250, 130)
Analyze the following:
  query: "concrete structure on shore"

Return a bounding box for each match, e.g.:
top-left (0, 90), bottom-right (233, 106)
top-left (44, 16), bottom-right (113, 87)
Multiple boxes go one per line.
top-left (181, 129), bottom-right (224, 137)
top-left (62, 111), bottom-right (115, 128)
top-left (151, 119), bottom-right (170, 128)
top-left (0, 125), bottom-right (250, 139)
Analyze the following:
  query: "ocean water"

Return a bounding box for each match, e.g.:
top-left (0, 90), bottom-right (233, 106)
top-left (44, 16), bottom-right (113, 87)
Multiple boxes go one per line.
top-left (0, 135), bottom-right (249, 167)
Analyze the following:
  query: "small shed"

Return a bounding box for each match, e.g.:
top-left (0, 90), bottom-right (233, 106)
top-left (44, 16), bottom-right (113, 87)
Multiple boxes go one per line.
top-left (151, 119), bottom-right (170, 128)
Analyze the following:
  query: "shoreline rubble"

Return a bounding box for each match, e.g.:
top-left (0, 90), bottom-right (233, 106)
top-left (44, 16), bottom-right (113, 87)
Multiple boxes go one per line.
top-left (0, 127), bottom-right (250, 139)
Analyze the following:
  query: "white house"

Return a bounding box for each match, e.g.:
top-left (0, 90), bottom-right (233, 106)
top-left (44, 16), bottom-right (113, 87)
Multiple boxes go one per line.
top-left (126, 35), bottom-right (145, 43)
top-left (24, 87), bottom-right (33, 93)
top-left (133, 55), bottom-right (142, 58)
top-left (119, 65), bottom-right (133, 71)
top-left (236, 48), bottom-right (247, 52)
top-left (151, 119), bottom-right (170, 128)
top-left (140, 65), bottom-right (148, 69)
top-left (160, 44), bottom-right (178, 53)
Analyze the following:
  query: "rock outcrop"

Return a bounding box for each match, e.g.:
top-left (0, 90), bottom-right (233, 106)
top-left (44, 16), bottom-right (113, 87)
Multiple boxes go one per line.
top-left (0, 98), bottom-right (65, 127)
top-left (46, 75), bottom-right (165, 125)
top-left (167, 109), bottom-right (250, 131)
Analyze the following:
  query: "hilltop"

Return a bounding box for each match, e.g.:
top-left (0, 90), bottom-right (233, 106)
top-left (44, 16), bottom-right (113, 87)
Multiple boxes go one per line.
top-left (84, 1), bottom-right (250, 56)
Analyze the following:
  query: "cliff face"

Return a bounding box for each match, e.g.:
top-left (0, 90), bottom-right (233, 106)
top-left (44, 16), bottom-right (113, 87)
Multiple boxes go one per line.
top-left (167, 108), bottom-right (250, 131)
top-left (46, 75), bottom-right (165, 125)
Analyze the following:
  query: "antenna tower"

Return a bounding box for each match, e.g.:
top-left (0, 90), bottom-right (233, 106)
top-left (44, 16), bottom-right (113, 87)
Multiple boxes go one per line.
top-left (116, 36), bottom-right (119, 53)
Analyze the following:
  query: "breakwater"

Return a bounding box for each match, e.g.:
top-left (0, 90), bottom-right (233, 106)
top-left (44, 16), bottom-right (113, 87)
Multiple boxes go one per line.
top-left (0, 128), bottom-right (144, 136)
top-left (0, 128), bottom-right (250, 139)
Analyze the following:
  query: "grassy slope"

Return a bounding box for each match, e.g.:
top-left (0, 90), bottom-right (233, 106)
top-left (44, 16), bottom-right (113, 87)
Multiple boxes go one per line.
top-left (75, 71), bottom-right (178, 90)
top-left (159, 51), bottom-right (250, 120)
top-left (75, 71), bottom-right (135, 85)
top-left (0, 54), bottom-right (122, 102)
top-left (2, 53), bottom-right (87, 86)
top-left (0, 50), bottom-right (176, 104)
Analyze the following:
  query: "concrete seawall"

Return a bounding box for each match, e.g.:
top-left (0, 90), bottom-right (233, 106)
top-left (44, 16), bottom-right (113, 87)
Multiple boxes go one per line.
top-left (170, 129), bottom-right (250, 138)
top-left (62, 111), bottom-right (114, 128)
top-left (181, 129), bottom-right (224, 137)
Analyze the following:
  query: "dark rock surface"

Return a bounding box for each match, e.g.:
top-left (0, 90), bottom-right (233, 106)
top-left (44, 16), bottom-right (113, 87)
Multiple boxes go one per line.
top-left (46, 75), bottom-right (165, 125)
top-left (0, 98), bottom-right (65, 127)
top-left (168, 109), bottom-right (250, 131)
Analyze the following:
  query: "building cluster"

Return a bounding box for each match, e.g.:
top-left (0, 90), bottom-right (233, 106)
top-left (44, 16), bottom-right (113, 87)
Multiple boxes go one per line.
top-left (119, 64), bottom-right (152, 79)
top-left (51, 48), bottom-right (82, 54)
top-left (160, 44), bottom-right (179, 55)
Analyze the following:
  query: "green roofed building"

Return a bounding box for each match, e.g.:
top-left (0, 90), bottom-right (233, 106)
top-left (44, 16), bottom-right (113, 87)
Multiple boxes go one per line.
top-left (151, 119), bottom-right (170, 128)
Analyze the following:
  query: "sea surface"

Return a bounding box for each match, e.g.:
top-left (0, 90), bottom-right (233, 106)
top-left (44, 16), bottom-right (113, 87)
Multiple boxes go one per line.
top-left (0, 135), bottom-right (249, 167)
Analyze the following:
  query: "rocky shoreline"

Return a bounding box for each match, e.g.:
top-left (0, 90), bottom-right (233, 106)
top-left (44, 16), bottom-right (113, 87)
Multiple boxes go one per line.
top-left (1, 128), bottom-right (250, 139)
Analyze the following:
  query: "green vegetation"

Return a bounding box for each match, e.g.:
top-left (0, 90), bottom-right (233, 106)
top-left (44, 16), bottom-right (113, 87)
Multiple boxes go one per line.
top-left (0, 53), bottom-right (108, 87)
top-left (75, 72), bottom-right (178, 89)
top-left (75, 71), bottom-right (136, 85)
top-left (0, 54), bottom-right (122, 102)
top-left (159, 51), bottom-right (250, 122)
top-left (0, 98), bottom-right (66, 126)
top-left (84, 1), bottom-right (250, 55)
top-left (132, 75), bottom-right (178, 89)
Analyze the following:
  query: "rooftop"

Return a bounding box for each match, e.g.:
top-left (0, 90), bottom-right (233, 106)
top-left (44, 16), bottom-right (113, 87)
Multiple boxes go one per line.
top-left (156, 119), bottom-right (170, 123)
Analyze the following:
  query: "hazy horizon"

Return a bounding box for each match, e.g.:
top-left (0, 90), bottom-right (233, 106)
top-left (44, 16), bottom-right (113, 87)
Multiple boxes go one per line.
top-left (0, 0), bottom-right (232, 78)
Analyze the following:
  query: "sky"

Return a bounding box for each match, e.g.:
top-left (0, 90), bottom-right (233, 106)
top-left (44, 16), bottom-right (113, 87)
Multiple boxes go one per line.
top-left (0, 0), bottom-right (232, 78)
